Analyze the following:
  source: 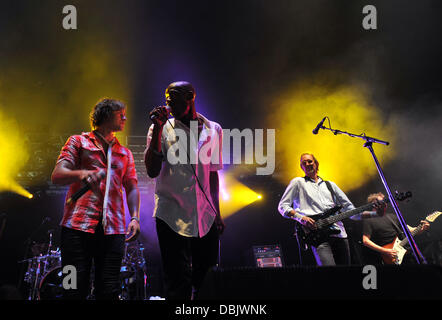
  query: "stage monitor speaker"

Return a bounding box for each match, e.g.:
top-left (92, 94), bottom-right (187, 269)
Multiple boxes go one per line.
top-left (252, 244), bottom-right (284, 268)
top-left (198, 265), bottom-right (442, 300)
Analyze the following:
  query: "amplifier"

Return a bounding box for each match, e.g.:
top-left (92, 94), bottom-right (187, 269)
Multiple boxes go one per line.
top-left (252, 244), bottom-right (284, 268)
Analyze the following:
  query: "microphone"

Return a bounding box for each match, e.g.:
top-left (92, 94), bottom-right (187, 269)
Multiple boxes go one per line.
top-left (66, 171), bottom-right (106, 204)
top-left (312, 117), bottom-right (326, 135)
top-left (150, 106), bottom-right (171, 121)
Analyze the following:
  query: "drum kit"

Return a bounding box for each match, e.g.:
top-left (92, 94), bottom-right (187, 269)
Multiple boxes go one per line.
top-left (19, 230), bottom-right (149, 300)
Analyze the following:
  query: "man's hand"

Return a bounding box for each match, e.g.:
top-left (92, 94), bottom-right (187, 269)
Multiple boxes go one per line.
top-left (79, 169), bottom-right (104, 195)
top-left (126, 219), bottom-right (140, 242)
top-left (372, 199), bottom-right (387, 211)
top-left (419, 220), bottom-right (430, 233)
top-left (215, 215), bottom-right (225, 235)
top-left (300, 216), bottom-right (317, 230)
top-left (149, 106), bottom-right (170, 127)
top-left (383, 248), bottom-right (398, 262)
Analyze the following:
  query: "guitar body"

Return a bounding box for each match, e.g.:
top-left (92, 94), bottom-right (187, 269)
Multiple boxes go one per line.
top-left (298, 225), bottom-right (341, 248)
top-left (291, 193), bottom-right (414, 249)
top-left (295, 207), bottom-right (342, 248)
top-left (381, 237), bottom-right (407, 265)
top-left (380, 211), bottom-right (441, 264)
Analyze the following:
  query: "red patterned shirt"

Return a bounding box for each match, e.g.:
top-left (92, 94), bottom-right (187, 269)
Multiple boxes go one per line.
top-left (57, 132), bottom-right (138, 235)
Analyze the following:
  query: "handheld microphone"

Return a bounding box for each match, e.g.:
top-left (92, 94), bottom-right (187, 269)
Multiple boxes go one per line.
top-left (150, 106), bottom-right (171, 121)
top-left (312, 117), bottom-right (327, 135)
top-left (66, 171), bottom-right (106, 204)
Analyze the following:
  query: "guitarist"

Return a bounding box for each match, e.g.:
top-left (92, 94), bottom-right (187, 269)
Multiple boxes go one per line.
top-left (362, 192), bottom-right (429, 264)
top-left (278, 153), bottom-right (376, 266)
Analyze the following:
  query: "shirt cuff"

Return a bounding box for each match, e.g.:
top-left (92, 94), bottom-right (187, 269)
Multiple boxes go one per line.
top-left (285, 209), bottom-right (304, 222)
top-left (368, 211), bottom-right (378, 217)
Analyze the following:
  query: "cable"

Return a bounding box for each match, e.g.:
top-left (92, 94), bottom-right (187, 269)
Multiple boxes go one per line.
top-left (166, 118), bottom-right (220, 218)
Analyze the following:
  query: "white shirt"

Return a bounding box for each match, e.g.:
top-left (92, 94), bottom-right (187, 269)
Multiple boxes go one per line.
top-left (145, 113), bottom-right (223, 237)
top-left (278, 176), bottom-right (358, 238)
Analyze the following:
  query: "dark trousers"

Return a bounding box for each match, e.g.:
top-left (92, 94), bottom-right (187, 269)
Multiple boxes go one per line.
top-left (60, 225), bottom-right (125, 300)
top-left (156, 218), bottom-right (219, 300)
top-left (311, 237), bottom-right (351, 266)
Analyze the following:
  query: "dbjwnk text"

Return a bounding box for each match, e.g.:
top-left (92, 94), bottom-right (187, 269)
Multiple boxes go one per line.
top-left (175, 304), bottom-right (268, 318)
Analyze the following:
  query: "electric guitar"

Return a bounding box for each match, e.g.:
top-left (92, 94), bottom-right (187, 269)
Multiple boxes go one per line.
top-left (381, 210), bottom-right (441, 265)
top-left (295, 192), bottom-right (412, 248)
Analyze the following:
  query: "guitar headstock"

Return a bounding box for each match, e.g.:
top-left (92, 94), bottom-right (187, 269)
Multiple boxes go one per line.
top-left (425, 211), bottom-right (442, 223)
top-left (394, 191), bottom-right (412, 202)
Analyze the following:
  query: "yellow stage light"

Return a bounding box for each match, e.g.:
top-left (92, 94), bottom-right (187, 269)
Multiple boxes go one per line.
top-left (0, 109), bottom-right (33, 198)
top-left (269, 82), bottom-right (396, 192)
top-left (219, 171), bottom-right (262, 219)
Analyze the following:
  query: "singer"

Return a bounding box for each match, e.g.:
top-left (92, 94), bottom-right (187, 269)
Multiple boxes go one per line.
top-left (51, 98), bottom-right (140, 300)
top-left (277, 153), bottom-right (376, 266)
top-left (144, 81), bottom-right (225, 300)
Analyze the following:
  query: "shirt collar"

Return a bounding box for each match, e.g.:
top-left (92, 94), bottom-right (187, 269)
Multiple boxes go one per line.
top-left (83, 131), bottom-right (122, 148)
top-left (174, 112), bottom-right (210, 130)
top-left (303, 175), bottom-right (324, 184)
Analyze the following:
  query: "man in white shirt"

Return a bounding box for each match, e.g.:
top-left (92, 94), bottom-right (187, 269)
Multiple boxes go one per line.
top-left (278, 153), bottom-right (372, 266)
top-left (144, 81), bottom-right (225, 299)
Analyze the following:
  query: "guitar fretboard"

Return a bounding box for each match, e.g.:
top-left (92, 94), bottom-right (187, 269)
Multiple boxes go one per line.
top-left (319, 198), bottom-right (392, 227)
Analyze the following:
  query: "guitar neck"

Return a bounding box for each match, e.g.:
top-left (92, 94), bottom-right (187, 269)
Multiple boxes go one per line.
top-left (398, 211), bottom-right (441, 247)
top-left (325, 198), bottom-right (391, 226)
top-left (398, 224), bottom-right (422, 247)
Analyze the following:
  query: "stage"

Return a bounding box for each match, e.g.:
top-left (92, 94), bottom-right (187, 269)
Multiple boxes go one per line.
top-left (1, 0), bottom-right (442, 304)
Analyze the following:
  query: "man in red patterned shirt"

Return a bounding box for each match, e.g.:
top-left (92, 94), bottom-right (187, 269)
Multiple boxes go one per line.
top-left (51, 98), bottom-right (140, 300)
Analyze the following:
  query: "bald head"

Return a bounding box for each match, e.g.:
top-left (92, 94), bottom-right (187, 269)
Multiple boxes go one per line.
top-left (165, 81), bottom-right (197, 121)
top-left (165, 81), bottom-right (196, 101)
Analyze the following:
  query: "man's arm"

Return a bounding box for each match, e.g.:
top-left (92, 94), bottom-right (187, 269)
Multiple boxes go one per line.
top-left (362, 234), bottom-right (398, 260)
top-left (330, 183), bottom-right (376, 220)
top-left (144, 107), bottom-right (170, 178)
top-left (144, 124), bottom-right (164, 178)
top-left (125, 180), bottom-right (141, 242)
top-left (210, 171), bottom-right (225, 234)
top-left (278, 179), bottom-right (317, 230)
top-left (51, 160), bottom-right (102, 192)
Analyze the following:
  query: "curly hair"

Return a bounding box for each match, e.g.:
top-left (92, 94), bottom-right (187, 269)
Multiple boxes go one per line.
top-left (367, 192), bottom-right (385, 203)
top-left (90, 98), bottom-right (126, 129)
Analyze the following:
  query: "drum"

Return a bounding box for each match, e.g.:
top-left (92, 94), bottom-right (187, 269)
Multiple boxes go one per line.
top-left (120, 264), bottom-right (135, 279)
top-left (39, 266), bottom-right (96, 300)
top-left (38, 267), bottom-right (64, 300)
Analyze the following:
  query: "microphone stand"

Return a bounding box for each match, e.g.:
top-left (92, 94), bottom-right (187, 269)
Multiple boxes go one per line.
top-left (318, 124), bottom-right (426, 264)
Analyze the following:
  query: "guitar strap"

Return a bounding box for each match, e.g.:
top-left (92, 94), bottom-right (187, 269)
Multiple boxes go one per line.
top-left (323, 180), bottom-right (343, 207)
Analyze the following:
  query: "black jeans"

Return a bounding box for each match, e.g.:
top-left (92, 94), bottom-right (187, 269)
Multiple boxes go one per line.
top-left (60, 225), bottom-right (125, 300)
top-left (156, 218), bottom-right (219, 300)
top-left (311, 238), bottom-right (351, 266)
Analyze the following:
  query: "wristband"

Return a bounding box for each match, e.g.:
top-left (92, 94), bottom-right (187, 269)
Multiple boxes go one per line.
top-left (287, 210), bottom-right (303, 222)
top-left (130, 216), bottom-right (140, 223)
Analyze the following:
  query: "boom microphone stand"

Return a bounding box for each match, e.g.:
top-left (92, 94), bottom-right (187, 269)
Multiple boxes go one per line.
top-left (314, 118), bottom-right (426, 264)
